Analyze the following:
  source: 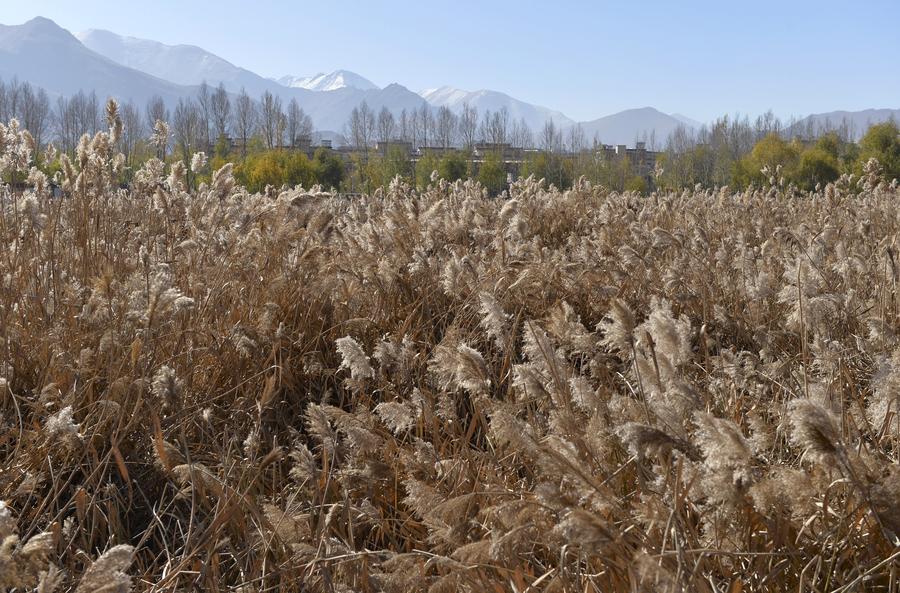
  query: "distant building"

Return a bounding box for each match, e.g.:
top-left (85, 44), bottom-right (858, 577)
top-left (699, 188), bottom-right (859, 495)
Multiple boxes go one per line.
top-left (596, 142), bottom-right (657, 180)
top-left (473, 142), bottom-right (524, 161)
top-left (375, 140), bottom-right (413, 155)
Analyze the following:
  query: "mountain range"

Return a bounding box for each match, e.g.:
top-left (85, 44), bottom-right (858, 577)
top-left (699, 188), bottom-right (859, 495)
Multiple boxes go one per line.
top-left (3, 17), bottom-right (898, 146)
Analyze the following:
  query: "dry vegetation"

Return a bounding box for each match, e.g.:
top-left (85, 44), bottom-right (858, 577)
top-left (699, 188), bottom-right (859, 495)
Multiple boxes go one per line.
top-left (3, 104), bottom-right (900, 592)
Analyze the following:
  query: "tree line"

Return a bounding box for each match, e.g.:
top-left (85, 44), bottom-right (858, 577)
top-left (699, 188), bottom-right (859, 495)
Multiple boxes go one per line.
top-left (2, 74), bottom-right (897, 194)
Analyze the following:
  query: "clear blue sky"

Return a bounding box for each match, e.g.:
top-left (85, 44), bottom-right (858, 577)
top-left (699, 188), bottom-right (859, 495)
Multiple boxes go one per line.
top-left (4, 0), bottom-right (899, 122)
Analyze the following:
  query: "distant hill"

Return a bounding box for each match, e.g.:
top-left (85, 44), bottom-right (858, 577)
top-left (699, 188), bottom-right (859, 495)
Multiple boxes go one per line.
top-left (76, 28), bottom-right (280, 97)
top-left (788, 109), bottom-right (900, 140)
top-left (577, 107), bottom-right (688, 147)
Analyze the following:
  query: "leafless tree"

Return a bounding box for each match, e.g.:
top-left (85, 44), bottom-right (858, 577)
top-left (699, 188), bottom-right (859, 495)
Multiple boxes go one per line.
top-left (234, 88), bottom-right (257, 157)
top-left (210, 83), bottom-right (231, 143)
top-left (459, 102), bottom-right (478, 150)
top-left (54, 91), bottom-right (102, 154)
top-left (540, 119), bottom-right (562, 152)
top-left (18, 82), bottom-right (51, 150)
top-left (286, 98), bottom-right (313, 148)
top-left (260, 90), bottom-right (283, 149)
top-left (567, 123), bottom-right (585, 154)
top-left (347, 101), bottom-right (375, 150)
top-left (196, 81), bottom-right (212, 150)
top-left (55, 96), bottom-right (78, 155)
top-left (172, 98), bottom-right (203, 180)
top-left (0, 79), bottom-right (8, 122)
top-left (418, 103), bottom-right (433, 147)
top-left (120, 101), bottom-right (144, 167)
top-left (1, 78), bottom-right (22, 122)
top-left (408, 108), bottom-right (421, 149)
top-left (510, 117), bottom-right (533, 149)
top-left (145, 96), bottom-right (168, 131)
top-left (435, 106), bottom-right (457, 148)
top-left (376, 107), bottom-right (396, 144)
top-left (480, 107), bottom-right (509, 145)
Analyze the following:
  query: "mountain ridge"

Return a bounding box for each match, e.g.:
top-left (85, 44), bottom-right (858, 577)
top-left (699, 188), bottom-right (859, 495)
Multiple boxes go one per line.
top-left (3, 17), bottom-right (898, 147)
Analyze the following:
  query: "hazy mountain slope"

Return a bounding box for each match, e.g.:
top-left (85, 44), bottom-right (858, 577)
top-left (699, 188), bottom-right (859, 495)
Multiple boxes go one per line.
top-left (77, 28), bottom-right (297, 97)
top-left (671, 113), bottom-right (704, 129)
top-left (577, 107), bottom-right (687, 147)
top-left (0, 17), bottom-right (188, 105)
top-left (421, 86), bottom-right (574, 132)
top-left (788, 108), bottom-right (900, 139)
top-left (304, 83), bottom-right (430, 132)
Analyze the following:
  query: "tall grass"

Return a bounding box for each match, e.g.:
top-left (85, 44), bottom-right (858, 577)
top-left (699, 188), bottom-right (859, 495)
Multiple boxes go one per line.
top-left (2, 105), bottom-right (900, 591)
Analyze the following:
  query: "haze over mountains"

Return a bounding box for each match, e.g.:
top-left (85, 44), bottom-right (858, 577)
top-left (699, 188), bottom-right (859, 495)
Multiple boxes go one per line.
top-left (2, 17), bottom-right (898, 145)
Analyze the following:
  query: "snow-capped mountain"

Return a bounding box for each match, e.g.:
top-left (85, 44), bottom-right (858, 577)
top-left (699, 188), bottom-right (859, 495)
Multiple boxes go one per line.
top-left (0, 17), bottom-right (727, 145)
top-left (420, 86), bottom-right (575, 133)
top-left (278, 70), bottom-right (378, 92)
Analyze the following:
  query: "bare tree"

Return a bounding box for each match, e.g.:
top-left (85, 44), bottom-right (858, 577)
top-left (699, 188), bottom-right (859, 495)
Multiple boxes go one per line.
top-left (408, 108), bottom-right (421, 149)
top-left (435, 106), bottom-right (457, 148)
top-left (491, 108), bottom-right (510, 144)
top-left (196, 81), bottom-right (212, 151)
top-left (3, 78), bottom-right (22, 121)
top-left (479, 108), bottom-right (509, 145)
top-left (510, 117), bottom-right (533, 149)
top-left (80, 91), bottom-right (102, 137)
top-left (18, 83), bottom-right (51, 150)
top-left (55, 96), bottom-right (78, 155)
top-left (347, 101), bottom-right (375, 150)
top-left (172, 98), bottom-right (203, 180)
top-left (567, 123), bottom-right (585, 154)
top-left (376, 107), bottom-right (396, 145)
top-left (120, 101), bottom-right (144, 167)
top-left (540, 119), bottom-right (562, 152)
top-left (418, 103), bottom-right (433, 147)
top-left (459, 102), bottom-right (478, 150)
top-left (260, 90), bottom-right (283, 149)
top-left (53, 91), bottom-right (103, 154)
top-left (234, 88), bottom-right (257, 157)
top-left (285, 99), bottom-right (313, 148)
top-left (0, 79), bottom-right (7, 122)
top-left (210, 83), bottom-right (231, 143)
top-left (145, 96), bottom-right (168, 135)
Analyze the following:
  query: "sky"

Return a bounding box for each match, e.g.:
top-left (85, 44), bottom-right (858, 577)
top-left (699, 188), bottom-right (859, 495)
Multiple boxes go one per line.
top-left (2, 0), bottom-right (899, 123)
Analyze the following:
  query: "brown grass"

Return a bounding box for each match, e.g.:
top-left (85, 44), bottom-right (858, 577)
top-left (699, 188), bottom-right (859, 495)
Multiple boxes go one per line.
top-left (2, 112), bottom-right (900, 591)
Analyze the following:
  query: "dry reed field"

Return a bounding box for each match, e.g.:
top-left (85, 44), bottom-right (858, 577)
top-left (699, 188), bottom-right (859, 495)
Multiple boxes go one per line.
top-left (4, 106), bottom-right (900, 592)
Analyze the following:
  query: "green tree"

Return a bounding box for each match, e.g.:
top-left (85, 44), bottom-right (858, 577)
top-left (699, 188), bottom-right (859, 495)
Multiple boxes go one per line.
top-left (733, 134), bottom-right (800, 187)
top-left (521, 151), bottom-right (573, 189)
top-left (415, 151), bottom-right (440, 188)
top-left (624, 175), bottom-right (648, 193)
top-left (795, 147), bottom-right (840, 190)
top-left (857, 121), bottom-right (900, 181)
top-left (313, 148), bottom-right (345, 190)
top-left (438, 151), bottom-right (468, 182)
top-left (380, 147), bottom-right (413, 186)
top-left (235, 150), bottom-right (318, 192)
top-left (477, 150), bottom-right (508, 195)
